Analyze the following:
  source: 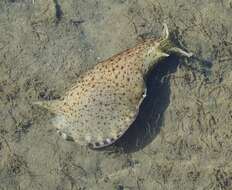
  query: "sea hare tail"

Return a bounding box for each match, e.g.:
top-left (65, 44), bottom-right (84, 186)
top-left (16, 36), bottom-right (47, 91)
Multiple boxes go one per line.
top-left (33, 100), bottom-right (61, 113)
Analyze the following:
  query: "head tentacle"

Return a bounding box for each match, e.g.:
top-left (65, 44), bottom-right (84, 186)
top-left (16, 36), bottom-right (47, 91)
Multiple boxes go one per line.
top-left (159, 23), bottom-right (193, 57)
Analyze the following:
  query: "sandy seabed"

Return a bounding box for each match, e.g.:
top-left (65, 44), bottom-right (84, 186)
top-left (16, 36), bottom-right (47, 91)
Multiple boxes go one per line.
top-left (0, 0), bottom-right (232, 189)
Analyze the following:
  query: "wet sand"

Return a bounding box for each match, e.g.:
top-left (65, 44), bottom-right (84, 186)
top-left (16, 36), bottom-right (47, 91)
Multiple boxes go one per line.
top-left (0, 0), bottom-right (232, 189)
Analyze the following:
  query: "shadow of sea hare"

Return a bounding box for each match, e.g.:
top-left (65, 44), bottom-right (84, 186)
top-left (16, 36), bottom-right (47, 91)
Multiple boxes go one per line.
top-left (116, 55), bottom-right (180, 153)
top-left (34, 24), bottom-right (192, 149)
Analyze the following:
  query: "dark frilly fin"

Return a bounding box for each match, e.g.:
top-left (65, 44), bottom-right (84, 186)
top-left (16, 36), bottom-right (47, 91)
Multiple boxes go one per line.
top-left (88, 137), bottom-right (116, 149)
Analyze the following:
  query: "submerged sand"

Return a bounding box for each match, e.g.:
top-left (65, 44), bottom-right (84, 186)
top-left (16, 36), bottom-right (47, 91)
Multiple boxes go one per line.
top-left (0, 0), bottom-right (232, 189)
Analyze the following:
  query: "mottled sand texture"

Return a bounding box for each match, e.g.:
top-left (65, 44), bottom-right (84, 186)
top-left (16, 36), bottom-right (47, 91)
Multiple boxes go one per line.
top-left (0, 0), bottom-right (232, 189)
